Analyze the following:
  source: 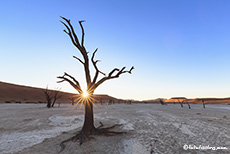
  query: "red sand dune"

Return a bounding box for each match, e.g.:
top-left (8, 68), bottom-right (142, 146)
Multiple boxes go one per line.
top-left (0, 81), bottom-right (119, 104)
top-left (166, 97), bottom-right (230, 104)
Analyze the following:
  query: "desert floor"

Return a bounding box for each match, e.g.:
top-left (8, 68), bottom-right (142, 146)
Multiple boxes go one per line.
top-left (0, 103), bottom-right (229, 154)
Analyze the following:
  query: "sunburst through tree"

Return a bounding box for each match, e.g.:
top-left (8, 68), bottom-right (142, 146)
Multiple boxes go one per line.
top-left (57, 16), bottom-right (134, 153)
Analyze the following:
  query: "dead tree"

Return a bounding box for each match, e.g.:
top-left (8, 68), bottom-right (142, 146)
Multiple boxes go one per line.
top-left (159, 99), bottom-right (167, 105)
top-left (108, 99), bottom-right (114, 105)
top-left (43, 87), bottom-right (53, 108)
top-left (183, 100), bottom-right (191, 109)
top-left (202, 100), bottom-right (205, 108)
top-left (100, 100), bottom-right (103, 105)
top-left (177, 99), bottom-right (184, 108)
top-left (187, 101), bottom-right (191, 109)
top-left (57, 16), bottom-right (134, 152)
top-left (43, 87), bottom-right (61, 108)
top-left (69, 97), bottom-right (76, 105)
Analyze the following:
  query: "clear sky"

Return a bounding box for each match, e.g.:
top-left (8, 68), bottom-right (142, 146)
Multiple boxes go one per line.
top-left (1, 0), bottom-right (230, 100)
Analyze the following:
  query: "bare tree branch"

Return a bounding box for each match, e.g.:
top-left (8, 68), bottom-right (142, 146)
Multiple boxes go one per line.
top-left (64, 72), bottom-right (80, 86)
top-left (91, 48), bottom-right (106, 84)
top-left (59, 16), bottom-right (133, 93)
top-left (108, 68), bottom-right (120, 77)
top-left (60, 16), bottom-right (81, 50)
top-left (43, 86), bottom-right (53, 108)
top-left (73, 56), bottom-right (84, 65)
top-left (124, 66), bottom-right (134, 74)
top-left (51, 88), bottom-right (62, 107)
top-left (60, 20), bottom-right (80, 50)
top-left (60, 16), bottom-right (92, 87)
top-left (57, 73), bottom-right (83, 94)
top-left (79, 20), bottom-right (85, 47)
top-left (92, 66), bottom-right (134, 90)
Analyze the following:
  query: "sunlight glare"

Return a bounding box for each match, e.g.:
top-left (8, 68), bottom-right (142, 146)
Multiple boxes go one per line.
top-left (83, 91), bottom-right (89, 97)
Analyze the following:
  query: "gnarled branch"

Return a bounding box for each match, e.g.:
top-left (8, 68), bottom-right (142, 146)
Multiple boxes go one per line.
top-left (59, 16), bottom-right (134, 94)
top-left (57, 73), bottom-right (83, 94)
top-left (60, 16), bottom-right (91, 86)
top-left (108, 68), bottom-right (119, 77)
top-left (79, 20), bottom-right (85, 47)
top-left (60, 23), bottom-right (80, 51)
top-left (73, 56), bottom-right (84, 65)
top-left (91, 48), bottom-right (106, 84)
top-left (60, 16), bottom-right (81, 50)
top-left (92, 66), bottom-right (134, 90)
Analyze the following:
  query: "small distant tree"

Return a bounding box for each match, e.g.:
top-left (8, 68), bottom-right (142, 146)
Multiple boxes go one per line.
top-left (159, 99), bottom-right (167, 105)
top-left (108, 99), bottom-right (114, 105)
top-left (43, 87), bottom-right (61, 108)
top-left (183, 100), bottom-right (191, 109)
top-left (43, 87), bottom-right (53, 108)
top-left (177, 99), bottom-right (184, 108)
top-left (202, 100), bottom-right (205, 108)
top-left (57, 16), bottom-right (134, 152)
top-left (187, 101), bottom-right (191, 109)
top-left (100, 100), bottom-right (103, 105)
top-left (69, 97), bottom-right (76, 105)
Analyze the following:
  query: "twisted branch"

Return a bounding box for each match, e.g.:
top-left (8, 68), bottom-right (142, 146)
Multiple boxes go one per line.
top-left (73, 56), bottom-right (84, 65)
top-left (92, 66), bottom-right (134, 90)
top-left (60, 16), bottom-right (81, 50)
top-left (59, 16), bottom-right (134, 94)
top-left (79, 20), bottom-right (85, 47)
top-left (60, 16), bottom-right (91, 86)
top-left (57, 73), bottom-right (83, 94)
top-left (91, 48), bottom-right (106, 84)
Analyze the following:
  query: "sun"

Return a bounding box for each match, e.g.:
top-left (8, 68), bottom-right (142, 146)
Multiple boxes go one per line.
top-left (82, 91), bottom-right (89, 98)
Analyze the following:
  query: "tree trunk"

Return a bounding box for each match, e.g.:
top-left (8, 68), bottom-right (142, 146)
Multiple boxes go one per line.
top-left (51, 100), bottom-right (56, 107)
top-left (187, 102), bottom-right (191, 109)
top-left (47, 101), bottom-right (51, 108)
top-left (179, 102), bottom-right (183, 107)
top-left (82, 99), bottom-right (95, 134)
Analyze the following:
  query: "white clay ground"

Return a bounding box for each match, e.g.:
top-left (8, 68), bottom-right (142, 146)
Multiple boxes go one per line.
top-left (0, 103), bottom-right (229, 154)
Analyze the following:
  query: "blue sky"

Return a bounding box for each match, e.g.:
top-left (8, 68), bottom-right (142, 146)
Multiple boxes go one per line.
top-left (1, 0), bottom-right (230, 100)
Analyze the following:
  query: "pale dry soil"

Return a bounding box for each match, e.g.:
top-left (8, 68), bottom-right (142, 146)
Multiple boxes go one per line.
top-left (0, 103), bottom-right (229, 154)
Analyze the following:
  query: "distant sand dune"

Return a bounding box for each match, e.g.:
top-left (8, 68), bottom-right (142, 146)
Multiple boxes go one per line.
top-left (0, 81), bottom-right (119, 104)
